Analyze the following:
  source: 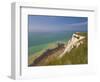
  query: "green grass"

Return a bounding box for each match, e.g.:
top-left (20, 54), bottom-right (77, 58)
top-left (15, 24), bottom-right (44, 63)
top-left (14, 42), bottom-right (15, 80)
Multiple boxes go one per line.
top-left (28, 42), bottom-right (59, 65)
top-left (75, 32), bottom-right (88, 37)
top-left (29, 32), bottom-right (88, 66)
top-left (28, 40), bottom-right (67, 65)
top-left (48, 33), bottom-right (88, 65)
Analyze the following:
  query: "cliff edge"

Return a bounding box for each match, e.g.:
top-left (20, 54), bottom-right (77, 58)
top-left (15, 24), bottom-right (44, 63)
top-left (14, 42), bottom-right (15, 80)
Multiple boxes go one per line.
top-left (29, 32), bottom-right (87, 66)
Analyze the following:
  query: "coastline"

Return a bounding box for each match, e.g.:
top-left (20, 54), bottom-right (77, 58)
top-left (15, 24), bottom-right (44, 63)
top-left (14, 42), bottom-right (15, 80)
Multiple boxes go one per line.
top-left (28, 32), bottom-right (87, 66)
top-left (28, 40), bottom-right (68, 65)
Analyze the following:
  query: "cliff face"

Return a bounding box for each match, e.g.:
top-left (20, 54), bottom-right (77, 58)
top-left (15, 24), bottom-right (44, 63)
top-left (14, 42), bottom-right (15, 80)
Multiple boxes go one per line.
top-left (29, 32), bottom-right (87, 66)
top-left (59, 32), bottom-right (85, 58)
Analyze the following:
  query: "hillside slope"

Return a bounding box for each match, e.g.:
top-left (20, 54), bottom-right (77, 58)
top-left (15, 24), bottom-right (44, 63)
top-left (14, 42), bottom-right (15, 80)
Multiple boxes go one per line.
top-left (48, 32), bottom-right (88, 65)
top-left (29, 32), bottom-right (88, 66)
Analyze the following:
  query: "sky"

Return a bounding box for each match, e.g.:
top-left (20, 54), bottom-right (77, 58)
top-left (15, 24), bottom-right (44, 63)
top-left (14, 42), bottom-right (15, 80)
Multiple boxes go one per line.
top-left (28, 15), bottom-right (88, 32)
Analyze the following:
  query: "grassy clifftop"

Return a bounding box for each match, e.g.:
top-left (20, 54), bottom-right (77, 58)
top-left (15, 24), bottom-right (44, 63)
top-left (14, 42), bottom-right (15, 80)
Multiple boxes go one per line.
top-left (29, 32), bottom-right (88, 66)
top-left (48, 40), bottom-right (88, 65)
top-left (48, 32), bottom-right (88, 65)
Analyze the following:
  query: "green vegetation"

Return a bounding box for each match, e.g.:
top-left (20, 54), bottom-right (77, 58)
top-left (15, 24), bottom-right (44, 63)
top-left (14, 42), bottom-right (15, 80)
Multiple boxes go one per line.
top-left (29, 32), bottom-right (88, 66)
top-left (48, 33), bottom-right (88, 65)
top-left (48, 41), bottom-right (88, 65)
top-left (75, 32), bottom-right (87, 37)
top-left (28, 40), bottom-right (67, 65)
top-left (28, 42), bottom-right (58, 65)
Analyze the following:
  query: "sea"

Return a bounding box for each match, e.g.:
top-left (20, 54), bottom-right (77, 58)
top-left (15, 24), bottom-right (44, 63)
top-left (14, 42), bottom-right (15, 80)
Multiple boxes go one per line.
top-left (28, 31), bottom-right (75, 56)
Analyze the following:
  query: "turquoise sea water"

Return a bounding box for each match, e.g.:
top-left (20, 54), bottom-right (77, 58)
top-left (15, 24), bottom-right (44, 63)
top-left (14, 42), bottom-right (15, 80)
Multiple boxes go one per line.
top-left (28, 31), bottom-right (75, 56)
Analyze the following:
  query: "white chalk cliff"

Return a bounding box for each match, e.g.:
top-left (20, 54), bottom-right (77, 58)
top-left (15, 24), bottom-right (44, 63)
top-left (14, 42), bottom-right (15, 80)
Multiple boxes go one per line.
top-left (59, 32), bottom-right (85, 58)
